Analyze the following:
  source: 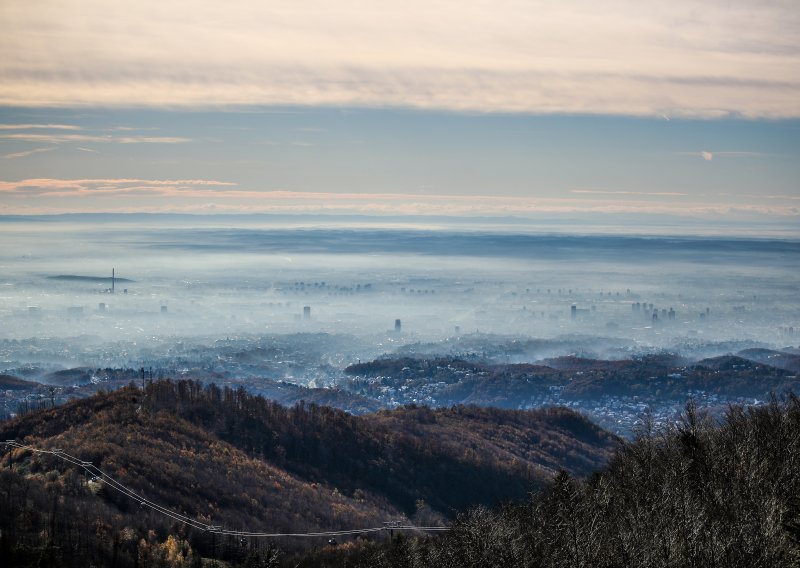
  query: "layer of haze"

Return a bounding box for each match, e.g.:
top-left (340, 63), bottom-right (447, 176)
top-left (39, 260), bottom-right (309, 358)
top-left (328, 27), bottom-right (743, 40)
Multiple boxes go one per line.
top-left (1, 217), bottom-right (798, 373)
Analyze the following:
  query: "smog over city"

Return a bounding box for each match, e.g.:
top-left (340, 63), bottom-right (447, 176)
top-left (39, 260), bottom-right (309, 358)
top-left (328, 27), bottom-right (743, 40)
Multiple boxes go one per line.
top-left (1, 1), bottom-right (799, 566)
top-left (3, 218), bottom-right (798, 348)
top-left (2, 212), bottom-right (798, 433)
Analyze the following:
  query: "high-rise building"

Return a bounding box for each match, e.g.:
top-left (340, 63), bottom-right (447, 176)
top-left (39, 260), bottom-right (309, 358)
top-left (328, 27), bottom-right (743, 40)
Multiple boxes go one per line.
top-left (303, 306), bottom-right (311, 319)
top-left (395, 319), bottom-right (402, 332)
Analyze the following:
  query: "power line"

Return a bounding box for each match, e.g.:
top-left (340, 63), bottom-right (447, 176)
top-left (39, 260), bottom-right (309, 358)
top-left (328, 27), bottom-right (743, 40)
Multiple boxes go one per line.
top-left (1, 440), bottom-right (449, 538)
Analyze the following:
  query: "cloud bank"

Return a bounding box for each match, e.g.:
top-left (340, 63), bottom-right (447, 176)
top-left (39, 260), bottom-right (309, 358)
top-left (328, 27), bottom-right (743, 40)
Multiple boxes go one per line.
top-left (1, 0), bottom-right (798, 117)
top-left (1, 178), bottom-right (797, 224)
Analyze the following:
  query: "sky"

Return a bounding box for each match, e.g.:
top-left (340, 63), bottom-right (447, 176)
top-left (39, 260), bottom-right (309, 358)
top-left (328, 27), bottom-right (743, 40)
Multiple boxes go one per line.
top-left (0, 0), bottom-right (798, 227)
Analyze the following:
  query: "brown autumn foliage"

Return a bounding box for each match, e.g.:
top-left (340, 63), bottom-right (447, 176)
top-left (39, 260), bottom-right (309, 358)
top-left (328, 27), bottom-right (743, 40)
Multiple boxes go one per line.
top-left (0, 379), bottom-right (617, 567)
top-left (292, 396), bottom-right (800, 568)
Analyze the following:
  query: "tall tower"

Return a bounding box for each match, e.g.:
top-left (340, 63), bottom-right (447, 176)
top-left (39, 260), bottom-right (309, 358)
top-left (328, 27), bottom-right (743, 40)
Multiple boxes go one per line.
top-left (395, 319), bottom-right (402, 332)
top-left (112, 268), bottom-right (115, 294)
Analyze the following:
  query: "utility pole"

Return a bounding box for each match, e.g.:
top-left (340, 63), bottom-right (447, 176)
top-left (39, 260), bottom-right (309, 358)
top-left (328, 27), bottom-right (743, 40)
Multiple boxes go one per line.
top-left (209, 526), bottom-right (222, 562)
top-left (383, 520), bottom-right (401, 539)
top-left (5, 440), bottom-right (15, 473)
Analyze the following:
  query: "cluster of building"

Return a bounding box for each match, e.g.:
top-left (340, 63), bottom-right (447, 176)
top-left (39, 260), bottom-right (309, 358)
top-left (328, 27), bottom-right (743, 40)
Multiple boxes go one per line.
top-left (631, 302), bottom-right (678, 322)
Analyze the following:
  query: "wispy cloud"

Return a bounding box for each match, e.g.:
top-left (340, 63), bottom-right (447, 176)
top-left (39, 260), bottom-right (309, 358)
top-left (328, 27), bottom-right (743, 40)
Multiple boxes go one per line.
top-left (677, 151), bottom-right (767, 161)
top-left (0, 178), bottom-right (237, 195)
top-left (570, 189), bottom-right (688, 197)
top-left (107, 126), bottom-right (156, 132)
top-left (747, 194), bottom-right (800, 201)
top-left (0, 124), bottom-right (81, 130)
top-left (2, 179), bottom-right (796, 221)
top-left (712, 151), bottom-right (766, 158)
top-left (0, 133), bottom-right (189, 144)
top-left (1, 0), bottom-right (798, 117)
top-left (2, 147), bottom-right (55, 159)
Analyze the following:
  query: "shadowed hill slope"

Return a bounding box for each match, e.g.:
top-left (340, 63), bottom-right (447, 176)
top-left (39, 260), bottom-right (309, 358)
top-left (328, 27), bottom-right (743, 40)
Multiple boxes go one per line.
top-left (294, 396), bottom-right (800, 568)
top-left (0, 374), bottom-right (40, 390)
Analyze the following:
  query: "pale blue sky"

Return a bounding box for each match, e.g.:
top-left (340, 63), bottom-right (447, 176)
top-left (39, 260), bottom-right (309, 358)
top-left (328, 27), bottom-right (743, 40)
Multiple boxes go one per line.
top-left (1, 107), bottom-right (797, 221)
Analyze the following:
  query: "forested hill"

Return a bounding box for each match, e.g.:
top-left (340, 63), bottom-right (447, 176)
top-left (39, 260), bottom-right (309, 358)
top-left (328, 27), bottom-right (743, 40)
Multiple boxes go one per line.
top-left (0, 380), bottom-right (617, 567)
top-left (298, 397), bottom-right (800, 568)
top-left (344, 353), bottom-right (800, 406)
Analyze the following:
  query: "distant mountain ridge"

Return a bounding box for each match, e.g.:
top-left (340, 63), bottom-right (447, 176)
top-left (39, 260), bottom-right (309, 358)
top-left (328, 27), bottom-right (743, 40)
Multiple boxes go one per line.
top-left (0, 374), bottom-right (39, 390)
top-left (344, 351), bottom-right (800, 408)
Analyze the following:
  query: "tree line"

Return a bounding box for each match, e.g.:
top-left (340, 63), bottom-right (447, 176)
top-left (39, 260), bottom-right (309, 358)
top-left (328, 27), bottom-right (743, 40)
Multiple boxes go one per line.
top-left (292, 396), bottom-right (800, 567)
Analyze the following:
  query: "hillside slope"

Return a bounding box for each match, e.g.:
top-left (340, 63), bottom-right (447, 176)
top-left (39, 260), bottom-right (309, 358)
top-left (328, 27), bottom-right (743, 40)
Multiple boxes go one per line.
top-left (301, 397), bottom-right (800, 568)
top-left (0, 380), bottom-right (617, 566)
top-left (344, 353), bottom-right (800, 408)
top-left (0, 373), bottom-right (40, 390)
